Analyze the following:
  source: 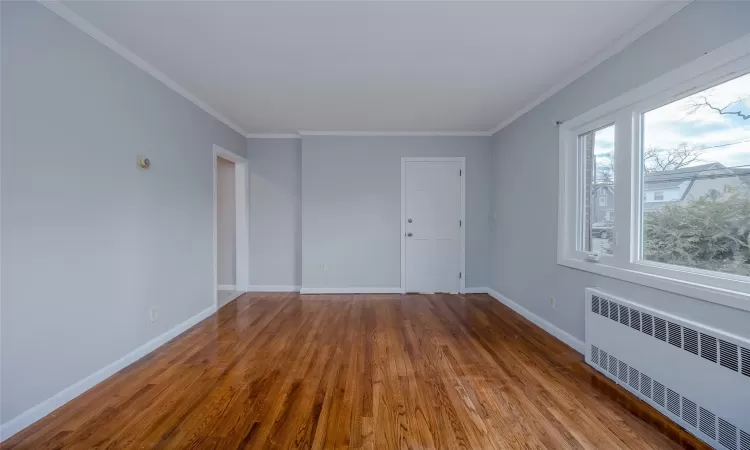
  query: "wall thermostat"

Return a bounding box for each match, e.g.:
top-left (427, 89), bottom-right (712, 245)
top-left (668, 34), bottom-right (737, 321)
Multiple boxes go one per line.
top-left (137, 156), bottom-right (150, 169)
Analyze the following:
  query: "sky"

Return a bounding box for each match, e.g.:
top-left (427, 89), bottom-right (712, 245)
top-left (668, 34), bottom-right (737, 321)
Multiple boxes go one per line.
top-left (643, 71), bottom-right (750, 170)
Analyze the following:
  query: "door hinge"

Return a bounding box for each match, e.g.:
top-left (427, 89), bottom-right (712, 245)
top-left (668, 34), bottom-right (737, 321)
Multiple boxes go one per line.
top-left (459, 220), bottom-right (462, 227)
top-left (459, 272), bottom-right (462, 279)
top-left (459, 169), bottom-right (462, 176)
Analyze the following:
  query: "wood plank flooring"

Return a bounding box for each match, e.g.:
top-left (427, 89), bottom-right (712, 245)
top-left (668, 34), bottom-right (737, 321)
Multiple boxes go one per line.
top-left (4, 293), bottom-right (701, 449)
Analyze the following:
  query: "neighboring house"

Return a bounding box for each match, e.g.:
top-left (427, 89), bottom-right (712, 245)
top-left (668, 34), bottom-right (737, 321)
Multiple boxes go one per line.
top-left (591, 184), bottom-right (615, 224)
top-left (642, 163), bottom-right (748, 212)
top-left (592, 163), bottom-right (749, 221)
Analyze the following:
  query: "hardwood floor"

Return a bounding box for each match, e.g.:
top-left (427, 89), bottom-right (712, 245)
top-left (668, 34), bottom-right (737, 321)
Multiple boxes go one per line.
top-left (4, 293), bottom-right (702, 449)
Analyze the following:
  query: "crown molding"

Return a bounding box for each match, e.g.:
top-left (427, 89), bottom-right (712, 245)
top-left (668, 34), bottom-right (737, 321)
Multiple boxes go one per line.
top-left (39, 0), bottom-right (249, 138)
top-left (486, 0), bottom-right (692, 136)
top-left (38, 0), bottom-right (691, 140)
top-left (246, 133), bottom-right (301, 139)
top-left (297, 130), bottom-right (492, 137)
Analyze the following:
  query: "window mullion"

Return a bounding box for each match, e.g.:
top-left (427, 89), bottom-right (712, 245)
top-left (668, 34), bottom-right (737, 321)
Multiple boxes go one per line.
top-left (612, 110), bottom-right (632, 268)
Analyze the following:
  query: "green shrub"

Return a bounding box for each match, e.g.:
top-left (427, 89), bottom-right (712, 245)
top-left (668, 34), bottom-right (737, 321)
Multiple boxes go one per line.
top-left (643, 186), bottom-right (750, 276)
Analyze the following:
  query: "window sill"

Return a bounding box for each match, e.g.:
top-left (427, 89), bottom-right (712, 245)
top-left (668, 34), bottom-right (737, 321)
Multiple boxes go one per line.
top-left (558, 257), bottom-right (750, 313)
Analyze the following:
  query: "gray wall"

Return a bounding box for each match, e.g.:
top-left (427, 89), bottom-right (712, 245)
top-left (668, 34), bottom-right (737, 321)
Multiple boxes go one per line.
top-left (1, 2), bottom-right (246, 423)
top-left (302, 136), bottom-right (491, 289)
top-left (247, 138), bottom-right (302, 288)
top-left (216, 157), bottom-right (236, 286)
top-left (489, 1), bottom-right (750, 343)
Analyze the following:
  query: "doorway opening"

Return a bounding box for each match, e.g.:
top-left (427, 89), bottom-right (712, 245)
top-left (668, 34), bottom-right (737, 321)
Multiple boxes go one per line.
top-left (213, 145), bottom-right (249, 308)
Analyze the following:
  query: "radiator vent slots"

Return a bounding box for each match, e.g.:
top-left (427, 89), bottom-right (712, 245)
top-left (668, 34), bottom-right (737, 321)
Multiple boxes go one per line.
top-left (610, 302), bottom-right (619, 322)
top-left (619, 304), bottom-right (629, 326)
top-left (587, 289), bottom-right (749, 450)
top-left (701, 408), bottom-right (717, 440)
top-left (667, 388), bottom-right (680, 416)
top-left (684, 328), bottom-right (699, 356)
top-left (618, 360), bottom-right (628, 383)
top-left (641, 313), bottom-right (653, 336)
top-left (655, 317), bottom-right (667, 342)
top-left (589, 293), bottom-right (749, 378)
top-left (702, 334), bottom-right (718, 363)
top-left (640, 373), bottom-right (652, 398)
top-left (720, 340), bottom-right (739, 372)
top-left (629, 309), bottom-right (641, 331)
top-left (591, 345), bottom-right (600, 365)
top-left (629, 367), bottom-right (639, 390)
top-left (683, 397), bottom-right (697, 428)
top-left (654, 381), bottom-right (665, 407)
top-left (668, 321), bottom-right (682, 348)
top-left (592, 345), bottom-right (747, 450)
top-left (720, 418), bottom-right (738, 450)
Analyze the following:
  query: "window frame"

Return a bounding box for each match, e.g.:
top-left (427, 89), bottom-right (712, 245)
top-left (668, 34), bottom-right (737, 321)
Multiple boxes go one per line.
top-left (558, 34), bottom-right (750, 312)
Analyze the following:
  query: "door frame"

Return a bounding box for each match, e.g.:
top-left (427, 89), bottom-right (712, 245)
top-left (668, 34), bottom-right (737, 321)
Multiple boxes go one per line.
top-left (400, 157), bottom-right (466, 294)
top-left (213, 144), bottom-right (250, 309)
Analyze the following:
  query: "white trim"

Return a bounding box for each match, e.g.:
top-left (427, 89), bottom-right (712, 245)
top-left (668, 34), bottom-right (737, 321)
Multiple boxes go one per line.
top-left (217, 290), bottom-right (244, 308)
top-left (560, 259), bottom-right (750, 313)
top-left (401, 157), bottom-right (466, 294)
top-left (298, 131), bottom-right (491, 137)
top-left (557, 33), bottom-right (750, 313)
top-left (0, 3), bottom-right (4, 432)
top-left (217, 284), bottom-right (236, 291)
top-left (0, 305), bottom-right (216, 442)
top-left (213, 145), bottom-right (250, 309)
top-left (462, 287), bottom-right (490, 294)
top-left (300, 287), bottom-right (402, 294)
top-left (35, 0), bottom-right (689, 140)
top-left (246, 285), bottom-right (301, 292)
top-left (486, 288), bottom-right (586, 354)
top-left (558, 33), bottom-right (750, 132)
top-left (38, 1), bottom-right (248, 137)
top-left (486, 1), bottom-right (691, 136)
top-left (246, 133), bottom-right (301, 139)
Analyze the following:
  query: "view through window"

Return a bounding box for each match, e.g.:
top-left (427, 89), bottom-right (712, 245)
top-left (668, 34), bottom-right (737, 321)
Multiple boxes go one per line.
top-left (641, 72), bottom-right (750, 276)
top-left (581, 125), bottom-right (615, 255)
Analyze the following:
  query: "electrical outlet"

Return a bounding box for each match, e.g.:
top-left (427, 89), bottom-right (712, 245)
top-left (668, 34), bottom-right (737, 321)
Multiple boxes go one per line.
top-left (549, 297), bottom-right (556, 309)
top-left (149, 307), bottom-right (159, 323)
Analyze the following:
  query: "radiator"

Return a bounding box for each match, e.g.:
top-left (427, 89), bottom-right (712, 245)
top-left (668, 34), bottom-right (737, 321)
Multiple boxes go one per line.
top-left (585, 288), bottom-right (750, 450)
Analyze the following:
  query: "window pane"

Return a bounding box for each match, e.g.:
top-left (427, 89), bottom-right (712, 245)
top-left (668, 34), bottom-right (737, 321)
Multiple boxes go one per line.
top-left (580, 124), bottom-right (615, 255)
top-left (641, 72), bottom-right (750, 277)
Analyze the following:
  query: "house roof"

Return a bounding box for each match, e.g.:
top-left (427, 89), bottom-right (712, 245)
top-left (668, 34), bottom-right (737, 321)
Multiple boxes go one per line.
top-left (643, 163), bottom-right (721, 185)
top-left (733, 167), bottom-right (750, 186)
top-left (643, 163), bottom-right (726, 201)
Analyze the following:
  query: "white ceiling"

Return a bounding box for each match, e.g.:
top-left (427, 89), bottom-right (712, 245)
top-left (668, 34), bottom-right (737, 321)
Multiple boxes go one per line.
top-left (60, 1), bottom-right (681, 136)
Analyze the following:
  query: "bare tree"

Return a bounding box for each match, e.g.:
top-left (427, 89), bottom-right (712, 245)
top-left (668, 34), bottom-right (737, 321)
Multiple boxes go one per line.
top-left (687, 95), bottom-right (750, 120)
top-left (644, 143), bottom-right (705, 173)
top-left (597, 166), bottom-right (613, 184)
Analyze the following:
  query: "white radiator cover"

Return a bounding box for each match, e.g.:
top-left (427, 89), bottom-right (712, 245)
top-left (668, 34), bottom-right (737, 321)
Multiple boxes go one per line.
top-left (585, 288), bottom-right (750, 450)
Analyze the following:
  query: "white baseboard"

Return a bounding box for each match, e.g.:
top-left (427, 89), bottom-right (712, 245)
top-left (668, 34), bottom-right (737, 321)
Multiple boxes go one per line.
top-left (217, 284), bottom-right (236, 291)
top-left (246, 285), bottom-right (301, 292)
top-left (300, 287), bottom-right (402, 294)
top-left (217, 290), bottom-right (244, 308)
top-left (485, 288), bottom-right (585, 354)
top-left (462, 287), bottom-right (490, 294)
top-left (0, 305), bottom-right (217, 442)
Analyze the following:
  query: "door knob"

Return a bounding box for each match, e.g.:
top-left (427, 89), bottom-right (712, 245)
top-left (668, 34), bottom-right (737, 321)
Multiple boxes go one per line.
top-left (407, 218), bottom-right (412, 223)
top-left (407, 232), bottom-right (413, 237)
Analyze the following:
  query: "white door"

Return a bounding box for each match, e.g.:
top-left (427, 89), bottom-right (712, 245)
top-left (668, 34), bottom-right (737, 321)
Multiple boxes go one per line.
top-left (403, 159), bottom-right (463, 293)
